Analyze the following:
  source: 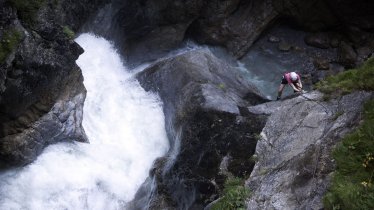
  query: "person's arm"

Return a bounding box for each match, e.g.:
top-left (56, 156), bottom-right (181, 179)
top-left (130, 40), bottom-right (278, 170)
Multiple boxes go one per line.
top-left (298, 79), bottom-right (303, 90)
top-left (289, 83), bottom-right (300, 92)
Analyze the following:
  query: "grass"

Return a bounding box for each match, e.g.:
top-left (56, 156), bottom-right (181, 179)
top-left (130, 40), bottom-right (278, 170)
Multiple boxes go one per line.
top-left (211, 177), bottom-right (250, 210)
top-left (0, 29), bottom-right (22, 63)
top-left (315, 57), bottom-right (374, 209)
top-left (316, 57), bottom-right (374, 99)
top-left (323, 99), bottom-right (374, 210)
top-left (7, 0), bottom-right (46, 25)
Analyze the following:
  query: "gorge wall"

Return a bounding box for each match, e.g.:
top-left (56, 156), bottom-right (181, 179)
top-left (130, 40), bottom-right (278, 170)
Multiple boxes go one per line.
top-left (109, 0), bottom-right (374, 67)
top-left (0, 0), bottom-right (108, 166)
top-left (0, 0), bottom-right (373, 209)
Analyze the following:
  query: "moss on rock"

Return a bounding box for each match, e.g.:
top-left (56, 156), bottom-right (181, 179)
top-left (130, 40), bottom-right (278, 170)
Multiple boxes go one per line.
top-left (0, 28), bottom-right (22, 63)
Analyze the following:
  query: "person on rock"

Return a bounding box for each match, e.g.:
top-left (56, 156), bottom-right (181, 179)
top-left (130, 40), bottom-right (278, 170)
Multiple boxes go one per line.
top-left (276, 71), bottom-right (303, 100)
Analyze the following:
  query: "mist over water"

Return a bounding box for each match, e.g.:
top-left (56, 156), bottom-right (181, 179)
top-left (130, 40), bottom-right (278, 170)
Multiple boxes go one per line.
top-left (0, 34), bottom-right (169, 210)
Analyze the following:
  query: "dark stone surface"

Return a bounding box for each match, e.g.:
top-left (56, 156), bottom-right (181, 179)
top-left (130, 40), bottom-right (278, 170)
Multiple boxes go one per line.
top-left (130, 49), bottom-right (268, 209)
top-left (304, 33), bottom-right (330, 49)
top-left (108, 0), bottom-right (374, 66)
top-left (0, 0), bottom-right (107, 166)
top-left (338, 41), bottom-right (358, 68)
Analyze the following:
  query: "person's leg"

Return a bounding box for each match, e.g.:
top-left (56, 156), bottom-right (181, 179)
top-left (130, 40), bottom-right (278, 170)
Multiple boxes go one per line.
top-left (277, 84), bottom-right (285, 100)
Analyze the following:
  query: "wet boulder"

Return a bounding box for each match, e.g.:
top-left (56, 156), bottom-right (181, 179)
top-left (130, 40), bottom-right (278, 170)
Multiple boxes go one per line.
top-left (304, 33), bottom-right (330, 49)
top-left (338, 41), bottom-right (357, 68)
top-left (133, 49), bottom-right (268, 209)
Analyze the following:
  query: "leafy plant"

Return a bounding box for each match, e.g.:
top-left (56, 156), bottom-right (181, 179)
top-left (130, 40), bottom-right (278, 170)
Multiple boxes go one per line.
top-left (0, 29), bottom-right (22, 63)
top-left (211, 177), bottom-right (250, 210)
top-left (323, 99), bottom-right (374, 210)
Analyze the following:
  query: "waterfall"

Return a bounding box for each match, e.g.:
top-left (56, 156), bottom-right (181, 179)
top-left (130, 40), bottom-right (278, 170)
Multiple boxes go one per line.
top-left (0, 34), bottom-right (169, 210)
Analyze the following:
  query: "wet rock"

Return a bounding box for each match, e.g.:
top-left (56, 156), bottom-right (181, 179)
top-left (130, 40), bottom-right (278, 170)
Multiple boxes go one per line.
top-left (186, 0), bottom-right (278, 58)
top-left (0, 1), bottom-right (107, 166)
top-left (355, 46), bottom-right (373, 65)
top-left (338, 42), bottom-right (357, 68)
top-left (304, 33), bottom-right (330, 49)
top-left (133, 49), bottom-right (268, 209)
top-left (278, 41), bottom-right (292, 52)
top-left (108, 0), bottom-right (374, 65)
top-left (110, 0), bottom-right (204, 65)
top-left (346, 26), bottom-right (370, 46)
top-left (313, 57), bottom-right (330, 70)
top-left (246, 91), bottom-right (374, 210)
top-left (268, 36), bottom-right (280, 43)
top-left (329, 63), bottom-right (345, 75)
top-left (330, 37), bottom-right (340, 48)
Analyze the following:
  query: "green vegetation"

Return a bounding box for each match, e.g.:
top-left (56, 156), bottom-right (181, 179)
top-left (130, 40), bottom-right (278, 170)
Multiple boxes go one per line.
top-left (323, 99), bottom-right (374, 210)
top-left (8, 0), bottom-right (46, 25)
top-left (315, 58), bottom-right (374, 209)
top-left (211, 177), bottom-right (250, 210)
top-left (0, 29), bottom-right (22, 63)
top-left (316, 57), bottom-right (374, 99)
top-left (63, 26), bottom-right (75, 40)
top-left (217, 83), bottom-right (226, 90)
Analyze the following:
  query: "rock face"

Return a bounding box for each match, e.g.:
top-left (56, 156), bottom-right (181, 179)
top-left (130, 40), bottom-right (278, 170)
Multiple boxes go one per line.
top-left (0, 0), bottom-right (108, 167)
top-left (246, 91), bottom-right (373, 210)
top-left (109, 0), bottom-right (374, 66)
top-left (131, 49), bottom-right (268, 209)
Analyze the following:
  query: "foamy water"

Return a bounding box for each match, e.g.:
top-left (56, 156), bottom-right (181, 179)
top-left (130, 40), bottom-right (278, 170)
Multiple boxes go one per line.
top-left (0, 34), bottom-right (169, 210)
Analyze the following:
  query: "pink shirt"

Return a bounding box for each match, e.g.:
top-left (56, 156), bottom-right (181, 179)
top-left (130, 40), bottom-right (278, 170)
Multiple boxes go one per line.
top-left (284, 72), bottom-right (300, 84)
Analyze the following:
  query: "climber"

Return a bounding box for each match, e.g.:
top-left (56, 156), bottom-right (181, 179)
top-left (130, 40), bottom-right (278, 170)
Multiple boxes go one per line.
top-left (276, 71), bottom-right (302, 100)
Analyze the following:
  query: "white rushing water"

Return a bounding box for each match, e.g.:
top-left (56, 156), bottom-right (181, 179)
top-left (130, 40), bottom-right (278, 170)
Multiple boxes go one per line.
top-left (0, 33), bottom-right (169, 210)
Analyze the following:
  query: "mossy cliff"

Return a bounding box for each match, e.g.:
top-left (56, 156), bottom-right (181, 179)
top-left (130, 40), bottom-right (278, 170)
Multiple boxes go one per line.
top-left (0, 0), bottom-right (108, 167)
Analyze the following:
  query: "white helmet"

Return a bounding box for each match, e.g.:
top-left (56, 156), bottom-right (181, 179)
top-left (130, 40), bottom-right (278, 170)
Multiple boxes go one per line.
top-left (290, 72), bottom-right (298, 81)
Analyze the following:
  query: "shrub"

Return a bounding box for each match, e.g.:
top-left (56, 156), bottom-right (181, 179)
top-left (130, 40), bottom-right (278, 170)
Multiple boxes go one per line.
top-left (211, 177), bottom-right (250, 210)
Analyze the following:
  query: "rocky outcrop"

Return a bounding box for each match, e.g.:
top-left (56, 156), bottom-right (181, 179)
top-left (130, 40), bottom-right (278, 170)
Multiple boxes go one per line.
top-left (131, 49), bottom-right (268, 209)
top-left (109, 0), bottom-right (374, 67)
top-left (0, 0), bottom-right (107, 167)
top-left (245, 91), bottom-right (373, 210)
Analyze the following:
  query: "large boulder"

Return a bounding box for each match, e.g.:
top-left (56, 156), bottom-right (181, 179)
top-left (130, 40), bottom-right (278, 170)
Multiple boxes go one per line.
top-left (110, 0), bottom-right (203, 65)
top-left (188, 0), bottom-right (277, 58)
top-left (131, 49), bottom-right (268, 209)
top-left (246, 91), bottom-right (373, 210)
top-left (0, 0), bottom-right (108, 167)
